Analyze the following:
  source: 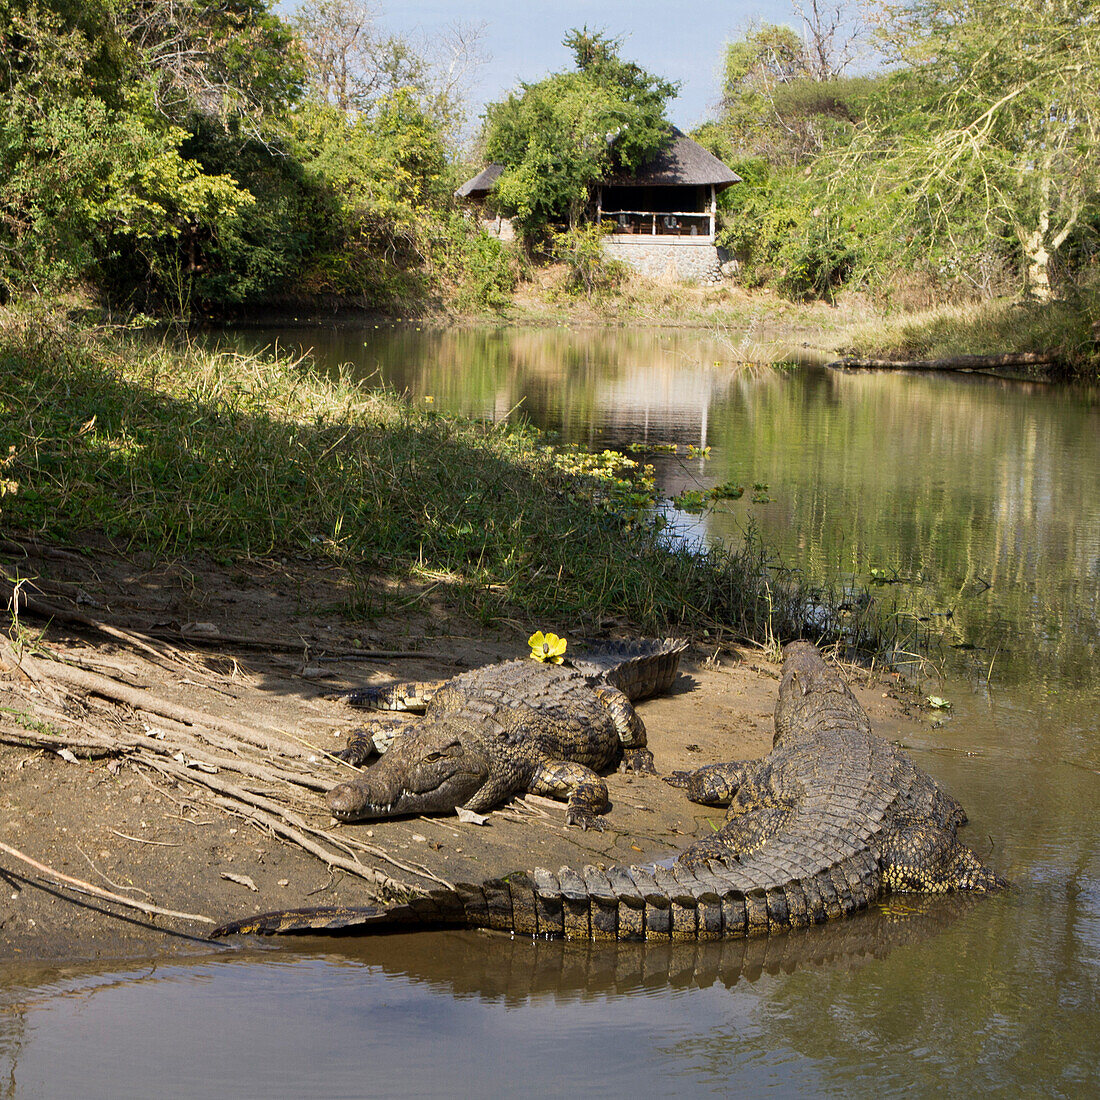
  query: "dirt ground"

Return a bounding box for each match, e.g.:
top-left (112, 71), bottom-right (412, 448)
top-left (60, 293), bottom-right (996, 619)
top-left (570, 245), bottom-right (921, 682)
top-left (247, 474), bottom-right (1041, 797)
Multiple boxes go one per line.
top-left (0, 537), bottom-right (925, 963)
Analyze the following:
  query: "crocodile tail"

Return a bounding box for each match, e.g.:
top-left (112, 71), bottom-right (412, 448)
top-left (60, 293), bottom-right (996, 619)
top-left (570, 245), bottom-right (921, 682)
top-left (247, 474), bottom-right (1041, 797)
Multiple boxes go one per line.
top-left (477, 851), bottom-right (885, 941)
top-left (210, 888), bottom-right (472, 936)
top-left (333, 679), bottom-right (449, 712)
top-left (573, 638), bottom-right (688, 702)
top-left (211, 848), bottom-right (887, 940)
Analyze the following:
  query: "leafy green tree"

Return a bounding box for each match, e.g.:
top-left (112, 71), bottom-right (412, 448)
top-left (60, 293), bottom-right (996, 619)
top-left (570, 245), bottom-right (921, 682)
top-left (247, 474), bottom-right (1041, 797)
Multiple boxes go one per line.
top-left (481, 29), bottom-right (677, 239)
top-left (117, 0), bottom-right (304, 130)
top-left (850, 0), bottom-right (1100, 298)
top-left (0, 2), bottom-right (256, 304)
top-left (718, 23), bottom-right (877, 165)
top-left (292, 0), bottom-right (486, 144)
top-left (716, 157), bottom-right (857, 299)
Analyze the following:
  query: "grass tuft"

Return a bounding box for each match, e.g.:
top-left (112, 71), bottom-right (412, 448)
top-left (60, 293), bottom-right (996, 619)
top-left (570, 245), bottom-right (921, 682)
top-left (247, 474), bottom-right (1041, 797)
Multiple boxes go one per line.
top-left (839, 292), bottom-right (1100, 376)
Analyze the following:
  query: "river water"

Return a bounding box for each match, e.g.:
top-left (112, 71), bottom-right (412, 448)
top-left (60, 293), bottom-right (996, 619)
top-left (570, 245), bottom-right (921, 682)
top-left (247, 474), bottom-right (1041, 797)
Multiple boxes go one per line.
top-left (3, 326), bottom-right (1098, 1096)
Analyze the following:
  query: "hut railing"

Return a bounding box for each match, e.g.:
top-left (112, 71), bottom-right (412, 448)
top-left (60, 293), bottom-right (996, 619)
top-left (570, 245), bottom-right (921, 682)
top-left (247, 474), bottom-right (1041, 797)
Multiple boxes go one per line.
top-left (599, 210), bottom-right (714, 238)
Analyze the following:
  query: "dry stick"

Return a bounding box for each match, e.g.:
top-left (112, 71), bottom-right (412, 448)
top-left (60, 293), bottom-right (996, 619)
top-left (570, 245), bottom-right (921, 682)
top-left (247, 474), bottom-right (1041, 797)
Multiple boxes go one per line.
top-left (0, 698), bottom-right (120, 756)
top-left (5, 572), bottom-right (453, 663)
top-left (3, 581), bottom-right (189, 673)
top-left (0, 536), bottom-right (86, 563)
top-left (9, 627), bottom-right (451, 892)
top-left (17, 652), bottom-right (308, 759)
top-left (210, 794), bottom-right (451, 891)
top-left (136, 734), bottom-right (331, 794)
top-left (0, 639), bottom-right (66, 705)
top-left (139, 755), bottom-right (437, 889)
top-left (110, 829), bottom-right (180, 847)
top-left (0, 839), bottom-right (216, 924)
top-left (77, 844), bottom-right (153, 899)
top-left (0, 705), bottom-right (332, 799)
top-left (826, 350), bottom-right (1059, 372)
top-left (0, 728), bottom-right (117, 757)
top-left (314, 828), bottom-right (453, 889)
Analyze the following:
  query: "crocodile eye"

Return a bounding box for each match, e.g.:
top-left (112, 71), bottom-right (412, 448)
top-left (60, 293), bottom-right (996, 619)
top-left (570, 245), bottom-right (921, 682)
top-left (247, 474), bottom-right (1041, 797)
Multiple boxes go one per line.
top-left (423, 751), bottom-right (444, 762)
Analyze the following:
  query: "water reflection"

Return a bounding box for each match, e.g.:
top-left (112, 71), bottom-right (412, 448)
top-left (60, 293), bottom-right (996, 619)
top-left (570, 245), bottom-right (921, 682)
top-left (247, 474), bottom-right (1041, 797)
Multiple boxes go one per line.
top-left (224, 325), bottom-right (1100, 692)
top-left (0, 897), bottom-right (993, 1098)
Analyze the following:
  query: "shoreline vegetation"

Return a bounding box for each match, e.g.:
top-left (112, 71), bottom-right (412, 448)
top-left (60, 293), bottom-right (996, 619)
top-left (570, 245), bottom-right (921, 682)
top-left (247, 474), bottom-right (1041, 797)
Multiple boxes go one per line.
top-left (2, 304), bottom-right (929, 662)
top-left (3, 8), bottom-right (1097, 381)
top-left (95, 270), bottom-right (1100, 380)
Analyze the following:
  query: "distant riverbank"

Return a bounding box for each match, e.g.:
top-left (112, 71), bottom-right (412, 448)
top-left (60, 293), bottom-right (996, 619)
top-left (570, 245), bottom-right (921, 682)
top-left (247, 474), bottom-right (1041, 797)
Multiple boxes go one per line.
top-left (193, 269), bottom-right (1098, 381)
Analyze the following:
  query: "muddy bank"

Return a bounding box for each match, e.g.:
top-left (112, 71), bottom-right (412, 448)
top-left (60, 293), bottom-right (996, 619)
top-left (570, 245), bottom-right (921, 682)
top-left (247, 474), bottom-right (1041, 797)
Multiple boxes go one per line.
top-left (0, 539), bottom-right (924, 963)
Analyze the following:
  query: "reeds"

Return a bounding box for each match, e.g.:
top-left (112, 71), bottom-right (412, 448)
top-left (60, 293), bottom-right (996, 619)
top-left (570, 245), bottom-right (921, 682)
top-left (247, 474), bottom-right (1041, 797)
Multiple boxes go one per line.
top-left (839, 293), bottom-right (1099, 375)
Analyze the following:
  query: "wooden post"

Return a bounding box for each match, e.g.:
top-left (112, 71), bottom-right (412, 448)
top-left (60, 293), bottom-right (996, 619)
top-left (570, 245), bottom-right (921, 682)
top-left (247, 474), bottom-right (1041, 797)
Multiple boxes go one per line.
top-left (709, 186), bottom-right (716, 239)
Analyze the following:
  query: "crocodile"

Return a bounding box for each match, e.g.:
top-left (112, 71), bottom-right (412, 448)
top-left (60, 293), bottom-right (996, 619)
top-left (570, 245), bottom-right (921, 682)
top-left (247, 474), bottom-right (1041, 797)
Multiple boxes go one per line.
top-left (325, 637), bottom-right (688, 830)
top-left (216, 641), bottom-right (1004, 939)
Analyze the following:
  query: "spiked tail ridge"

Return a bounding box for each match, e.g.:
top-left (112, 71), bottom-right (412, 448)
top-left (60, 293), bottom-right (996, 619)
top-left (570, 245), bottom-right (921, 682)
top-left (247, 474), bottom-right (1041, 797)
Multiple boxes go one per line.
top-left (572, 637), bottom-right (688, 702)
top-left (211, 849), bottom-right (888, 939)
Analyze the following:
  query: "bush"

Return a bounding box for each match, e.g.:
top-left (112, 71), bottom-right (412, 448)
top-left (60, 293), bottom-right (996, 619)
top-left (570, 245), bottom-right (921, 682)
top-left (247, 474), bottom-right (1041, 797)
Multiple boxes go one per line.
top-left (431, 216), bottom-right (518, 311)
top-left (550, 224), bottom-right (625, 299)
top-left (717, 158), bottom-right (857, 300)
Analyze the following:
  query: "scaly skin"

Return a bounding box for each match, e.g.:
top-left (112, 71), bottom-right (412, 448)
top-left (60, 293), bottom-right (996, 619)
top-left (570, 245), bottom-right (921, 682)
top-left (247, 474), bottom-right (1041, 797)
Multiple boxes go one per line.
top-left (327, 639), bottom-right (687, 830)
top-left (218, 642), bottom-right (1004, 939)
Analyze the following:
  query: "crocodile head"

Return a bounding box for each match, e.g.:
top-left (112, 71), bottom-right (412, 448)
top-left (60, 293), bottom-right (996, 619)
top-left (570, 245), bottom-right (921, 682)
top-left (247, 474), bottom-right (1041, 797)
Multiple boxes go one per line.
top-left (327, 722), bottom-right (491, 822)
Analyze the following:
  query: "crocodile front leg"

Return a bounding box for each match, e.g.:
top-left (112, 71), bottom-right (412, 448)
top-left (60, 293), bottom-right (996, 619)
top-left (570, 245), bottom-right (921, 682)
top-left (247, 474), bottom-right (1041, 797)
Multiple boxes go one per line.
top-left (530, 760), bottom-right (610, 831)
top-left (593, 684), bottom-right (654, 773)
top-left (664, 760), bottom-right (753, 805)
top-left (335, 716), bottom-right (415, 764)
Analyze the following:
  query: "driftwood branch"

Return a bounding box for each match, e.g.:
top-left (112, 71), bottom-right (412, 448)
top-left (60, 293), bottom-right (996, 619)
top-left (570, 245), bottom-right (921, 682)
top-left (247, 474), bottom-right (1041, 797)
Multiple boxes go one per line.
top-left (1, 604), bottom-right (452, 898)
top-left (14, 651), bottom-right (309, 759)
top-left (827, 350), bottom-right (1059, 372)
top-left (3, 571), bottom-right (450, 662)
top-left (139, 755), bottom-right (433, 889)
top-left (0, 838), bottom-right (215, 924)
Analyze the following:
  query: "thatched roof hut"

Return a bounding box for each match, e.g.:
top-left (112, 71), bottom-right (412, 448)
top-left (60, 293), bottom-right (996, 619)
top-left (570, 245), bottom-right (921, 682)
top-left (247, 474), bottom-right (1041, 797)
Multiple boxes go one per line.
top-left (455, 130), bottom-right (739, 242)
top-left (455, 163), bottom-right (505, 201)
top-left (601, 128), bottom-right (740, 190)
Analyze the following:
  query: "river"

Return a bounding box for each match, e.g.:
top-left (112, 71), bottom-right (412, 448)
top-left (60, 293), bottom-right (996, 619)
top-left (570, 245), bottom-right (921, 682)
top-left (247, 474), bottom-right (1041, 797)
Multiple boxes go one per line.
top-left (3, 325), bottom-right (1097, 1096)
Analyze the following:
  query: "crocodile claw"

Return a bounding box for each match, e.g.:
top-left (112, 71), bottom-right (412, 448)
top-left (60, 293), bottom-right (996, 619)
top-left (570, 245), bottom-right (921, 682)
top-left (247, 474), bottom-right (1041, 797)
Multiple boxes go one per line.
top-left (621, 748), bottom-right (656, 774)
top-left (566, 809), bottom-right (608, 831)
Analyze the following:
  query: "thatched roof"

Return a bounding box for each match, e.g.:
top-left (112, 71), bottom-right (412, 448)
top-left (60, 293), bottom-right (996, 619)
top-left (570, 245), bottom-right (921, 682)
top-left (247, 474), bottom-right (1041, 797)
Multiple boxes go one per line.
top-left (454, 130), bottom-right (740, 202)
top-left (603, 128), bottom-right (741, 190)
top-left (455, 163), bottom-right (504, 200)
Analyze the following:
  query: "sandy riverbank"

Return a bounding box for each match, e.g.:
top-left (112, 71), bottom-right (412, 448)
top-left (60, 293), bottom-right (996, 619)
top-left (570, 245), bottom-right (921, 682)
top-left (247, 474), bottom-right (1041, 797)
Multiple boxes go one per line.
top-left (0, 539), bottom-right (925, 962)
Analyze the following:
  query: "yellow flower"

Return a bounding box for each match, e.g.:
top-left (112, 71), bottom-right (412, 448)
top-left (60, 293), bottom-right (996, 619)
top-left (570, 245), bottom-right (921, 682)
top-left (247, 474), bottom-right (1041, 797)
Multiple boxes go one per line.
top-left (528, 630), bottom-right (567, 663)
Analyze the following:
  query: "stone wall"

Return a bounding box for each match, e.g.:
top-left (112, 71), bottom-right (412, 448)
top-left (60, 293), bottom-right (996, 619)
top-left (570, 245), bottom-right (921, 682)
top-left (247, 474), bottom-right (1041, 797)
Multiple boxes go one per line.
top-left (602, 238), bottom-right (723, 283)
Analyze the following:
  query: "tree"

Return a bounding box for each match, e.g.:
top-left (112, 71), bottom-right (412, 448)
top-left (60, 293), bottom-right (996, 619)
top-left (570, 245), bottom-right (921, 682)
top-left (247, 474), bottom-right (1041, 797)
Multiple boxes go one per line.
top-left (292, 0), bottom-right (486, 142)
top-left (115, 0), bottom-right (304, 131)
top-left (792, 0), bottom-right (864, 81)
top-left (717, 22), bottom-right (876, 165)
top-left (481, 29), bottom-right (677, 239)
top-left (852, 0), bottom-right (1100, 298)
top-left (0, 1), bottom-right (259, 303)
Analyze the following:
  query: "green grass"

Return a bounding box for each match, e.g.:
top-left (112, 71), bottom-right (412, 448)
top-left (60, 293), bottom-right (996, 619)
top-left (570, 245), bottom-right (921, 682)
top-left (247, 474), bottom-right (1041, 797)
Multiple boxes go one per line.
top-left (839, 292), bottom-right (1100, 376)
top-left (0, 305), bottom-right (910, 652)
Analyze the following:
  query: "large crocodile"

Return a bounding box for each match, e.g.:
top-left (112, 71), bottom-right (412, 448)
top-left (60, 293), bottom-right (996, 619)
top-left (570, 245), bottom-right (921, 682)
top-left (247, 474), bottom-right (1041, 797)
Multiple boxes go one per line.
top-left (326, 637), bottom-right (688, 830)
top-left (217, 642), bottom-right (1004, 939)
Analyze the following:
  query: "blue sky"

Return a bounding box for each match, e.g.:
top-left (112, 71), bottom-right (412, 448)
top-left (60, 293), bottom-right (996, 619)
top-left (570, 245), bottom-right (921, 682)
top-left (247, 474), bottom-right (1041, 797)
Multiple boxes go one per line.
top-left (281, 1), bottom-right (799, 131)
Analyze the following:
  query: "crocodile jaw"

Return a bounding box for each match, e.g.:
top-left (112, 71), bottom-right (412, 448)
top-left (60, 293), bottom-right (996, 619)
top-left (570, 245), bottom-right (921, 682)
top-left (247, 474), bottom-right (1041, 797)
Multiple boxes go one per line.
top-left (328, 770), bottom-right (486, 821)
top-left (327, 725), bottom-right (490, 822)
